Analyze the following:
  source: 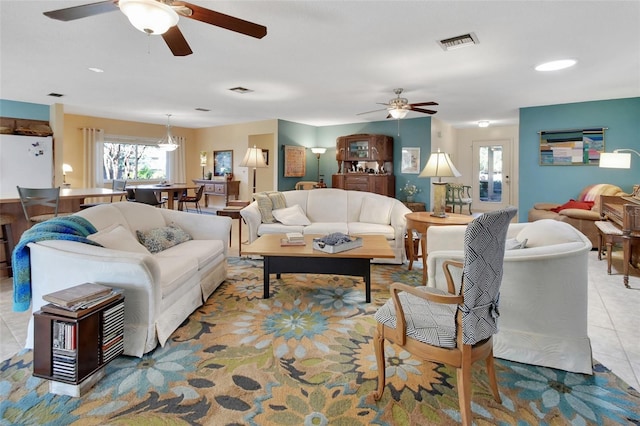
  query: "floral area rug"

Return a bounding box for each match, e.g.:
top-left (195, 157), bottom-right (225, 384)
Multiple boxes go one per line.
top-left (1, 257), bottom-right (639, 425)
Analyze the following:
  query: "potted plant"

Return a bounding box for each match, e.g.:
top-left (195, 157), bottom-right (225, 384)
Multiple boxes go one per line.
top-left (401, 181), bottom-right (421, 202)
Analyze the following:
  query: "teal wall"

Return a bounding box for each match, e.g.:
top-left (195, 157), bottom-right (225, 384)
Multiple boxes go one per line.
top-left (0, 99), bottom-right (49, 120)
top-left (278, 117), bottom-right (433, 204)
top-left (519, 97), bottom-right (640, 219)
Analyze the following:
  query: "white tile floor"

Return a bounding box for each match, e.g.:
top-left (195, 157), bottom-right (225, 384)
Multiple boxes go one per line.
top-left (1, 217), bottom-right (638, 391)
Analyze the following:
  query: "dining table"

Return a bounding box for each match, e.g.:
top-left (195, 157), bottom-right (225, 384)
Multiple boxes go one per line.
top-left (0, 187), bottom-right (127, 255)
top-left (127, 184), bottom-right (198, 210)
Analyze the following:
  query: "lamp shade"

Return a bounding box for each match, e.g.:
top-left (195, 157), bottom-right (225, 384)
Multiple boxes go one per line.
top-left (310, 147), bottom-right (327, 155)
top-left (599, 152), bottom-right (631, 169)
top-left (419, 150), bottom-right (462, 180)
top-left (158, 114), bottom-right (179, 151)
top-left (119, 0), bottom-right (178, 35)
top-left (200, 151), bottom-right (208, 167)
top-left (62, 163), bottom-right (73, 173)
top-left (240, 147), bottom-right (267, 168)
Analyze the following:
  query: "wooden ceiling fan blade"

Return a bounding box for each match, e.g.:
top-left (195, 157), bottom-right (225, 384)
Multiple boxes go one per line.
top-left (410, 101), bottom-right (439, 107)
top-left (175, 1), bottom-right (267, 39)
top-left (43, 1), bottom-right (118, 21)
top-left (357, 108), bottom-right (387, 116)
top-left (162, 26), bottom-right (193, 56)
top-left (410, 107), bottom-right (438, 115)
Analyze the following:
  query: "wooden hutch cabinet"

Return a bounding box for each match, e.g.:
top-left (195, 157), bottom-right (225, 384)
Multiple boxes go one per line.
top-left (333, 134), bottom-right (395, 197)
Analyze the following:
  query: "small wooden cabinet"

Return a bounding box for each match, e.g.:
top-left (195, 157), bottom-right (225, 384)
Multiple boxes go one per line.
top-left (192, 179), bottom-right (240, 206)
top-left (33, 295), bottom-right (124, 396)
top-left (333, 134), bottom-right (395, 197)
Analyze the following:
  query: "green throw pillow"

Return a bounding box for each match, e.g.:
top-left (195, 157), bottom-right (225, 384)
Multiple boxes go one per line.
top-left (254, 192), bottom-right (276, 224)
top-left (268, 191), bottom-right (287, 210)
top-left (136, 223), bottom-right (193, 253)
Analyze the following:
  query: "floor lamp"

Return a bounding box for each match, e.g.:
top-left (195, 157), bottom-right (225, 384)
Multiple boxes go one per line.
top-left (599, 148), bottom-right (640, 169)
top-left (240, 146), bottom-right (267, 195)
top-left (311, 147), bottom-right (327, 183)
top-left (419, 149), bottom-right (461, 217)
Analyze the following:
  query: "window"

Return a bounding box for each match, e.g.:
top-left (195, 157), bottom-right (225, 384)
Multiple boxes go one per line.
top-left (103, 135), bottom-right (166, 181)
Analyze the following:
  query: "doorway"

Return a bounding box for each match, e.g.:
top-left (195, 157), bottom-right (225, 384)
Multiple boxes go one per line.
top-left (472, 139), bottom-right (512, 212)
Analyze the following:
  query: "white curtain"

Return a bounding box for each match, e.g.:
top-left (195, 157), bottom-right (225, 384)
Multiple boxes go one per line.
top-left (166, 135), bottom-right (186, 183)
top-left (82, 128), bottom-right (104, 188)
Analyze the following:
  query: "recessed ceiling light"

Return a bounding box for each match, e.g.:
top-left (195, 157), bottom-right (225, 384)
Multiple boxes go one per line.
top-left (478, 120), bottom-right (490, 128)
top-left (88, 67), bottom-right (104, 73)
top-left (535, 59), bottom-right (577, 72)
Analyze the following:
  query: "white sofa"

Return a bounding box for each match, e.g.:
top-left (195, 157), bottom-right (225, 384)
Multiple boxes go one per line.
top-left (25, 202), bottom-right (232, 357)
top-left (426, 219), bottom-right (593, 374)
top-left (240, 188), bottom-right (411, 264)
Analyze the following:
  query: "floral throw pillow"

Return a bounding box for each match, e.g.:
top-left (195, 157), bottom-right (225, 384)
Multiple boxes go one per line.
top-left (136, 223), bottom-right (192, 253)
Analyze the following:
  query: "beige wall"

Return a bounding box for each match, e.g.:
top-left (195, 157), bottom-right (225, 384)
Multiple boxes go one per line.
top-left (59, 113), bottom-right (196, 189)
top-left (194, 120), bottom-right (277, 203)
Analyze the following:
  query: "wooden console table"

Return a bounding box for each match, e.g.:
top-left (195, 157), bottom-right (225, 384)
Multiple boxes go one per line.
top-left (192, 179), bottom-right (240, 206)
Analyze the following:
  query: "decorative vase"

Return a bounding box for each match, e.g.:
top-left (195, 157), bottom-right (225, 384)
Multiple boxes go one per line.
top-left (406, 195), bottom-right (414, 203)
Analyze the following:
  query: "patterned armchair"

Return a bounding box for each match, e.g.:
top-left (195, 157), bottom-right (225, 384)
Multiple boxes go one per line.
top-left (445, 183), bottom-right (472, 214)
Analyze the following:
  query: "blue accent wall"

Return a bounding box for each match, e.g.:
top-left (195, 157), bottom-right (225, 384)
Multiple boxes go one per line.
top-left (519, 97), bottom-right (640, 220)
top-left (0, 99), bottom-right (49, 120)
top-left (278, 117), bottom-right (432, 203)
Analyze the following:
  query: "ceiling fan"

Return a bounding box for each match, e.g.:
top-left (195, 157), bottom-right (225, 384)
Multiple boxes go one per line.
top-left (43, 0), bottom-right (267, 57)
top-left (358, 88), bottom-right (438, 119)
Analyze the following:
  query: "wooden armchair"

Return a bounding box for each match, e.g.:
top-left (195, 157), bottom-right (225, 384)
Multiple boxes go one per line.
top-left (294, 181), bottom-right (318, 190)
top-left (373, 207), bottom-right (517, 425)
top-left (446, 183), bottom-right (473, 214)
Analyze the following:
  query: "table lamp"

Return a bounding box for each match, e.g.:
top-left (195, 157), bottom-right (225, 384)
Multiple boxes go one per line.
top-left (240, 146), bottom-right (267, 195)
top-left (599, 148), bottom-right (640, 169)
top-left (419, 149), bottom-right (461, 217)
top-left (200, 151), bottom-right (208, 179)
top-left (62, 163), bottom-right (73, 187)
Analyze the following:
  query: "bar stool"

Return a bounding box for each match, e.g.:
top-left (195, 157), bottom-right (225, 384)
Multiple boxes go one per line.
top-left (0, 214), bottom-right (16, 277)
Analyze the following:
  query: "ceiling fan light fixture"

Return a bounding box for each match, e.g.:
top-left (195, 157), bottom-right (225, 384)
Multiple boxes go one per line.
top-left (119, 0), bottom-right (178, 35)
top-left (389, 107), bottom-right (409, 119)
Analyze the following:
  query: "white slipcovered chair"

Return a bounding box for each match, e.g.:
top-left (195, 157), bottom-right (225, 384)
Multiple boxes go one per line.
top-left (426, 219), bottom-right (593, 374)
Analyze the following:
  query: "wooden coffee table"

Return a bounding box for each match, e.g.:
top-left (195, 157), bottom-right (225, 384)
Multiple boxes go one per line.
top-left (242, 234), bottom-right (395, 302)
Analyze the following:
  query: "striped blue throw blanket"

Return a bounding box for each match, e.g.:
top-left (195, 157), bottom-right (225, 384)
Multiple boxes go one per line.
top-left (12, 216), bottom-right (100, 312)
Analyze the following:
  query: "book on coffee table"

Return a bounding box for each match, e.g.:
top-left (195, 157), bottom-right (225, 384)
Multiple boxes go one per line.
top-left (281, 238), bottom-right (306, 246)
top-left (285, 232), bottom-right (304, 242)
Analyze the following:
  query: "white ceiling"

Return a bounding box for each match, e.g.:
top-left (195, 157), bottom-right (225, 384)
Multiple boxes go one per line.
top-left (1, 1), bottom-right (639, 129)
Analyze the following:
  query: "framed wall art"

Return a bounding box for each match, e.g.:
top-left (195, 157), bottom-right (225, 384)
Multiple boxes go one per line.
top-left (283, 145), bottom-right (306, 177)
top-left (401, 147), bottom-right (421, 173)
top-left (213, 150), bottom-right (233, 176)
top-left (262, 149), bottom-right (269, 166)
top-left (539, 128), bottom-right (606, 165)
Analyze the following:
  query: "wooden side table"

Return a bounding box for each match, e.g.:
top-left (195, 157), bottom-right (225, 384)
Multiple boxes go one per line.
top-left (216, 201), bottom-right (250, 256)
top-left (405, 212), bottom-right (474, 285)
top-left (403, 202), bottom-right (426, 212)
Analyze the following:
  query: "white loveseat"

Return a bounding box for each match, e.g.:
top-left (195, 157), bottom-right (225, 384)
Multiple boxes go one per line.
top-left (25, 202), bottom-right (232, 357)
top-left (240, 188), bottom-right (411, 264)
top-left (426, 219), bottom-right (593, 374)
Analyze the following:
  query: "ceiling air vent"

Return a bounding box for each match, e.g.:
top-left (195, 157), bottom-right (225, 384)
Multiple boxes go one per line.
top-left (48, 92), bottom-right (64, 97)
top-left (229, 86), bottom-right (253, 94)
top-left (195, 107), bottom-right (210, 112)
top-left (438, 32), bottom-right (479, 51)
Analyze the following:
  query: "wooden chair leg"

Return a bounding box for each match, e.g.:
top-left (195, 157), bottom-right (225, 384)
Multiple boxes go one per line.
top-left (485, 351), bottom-right (502, 403)
top-left (373, 324), bottom-right (386, 401)
top-left (457, 355), bottom-right (473, 426)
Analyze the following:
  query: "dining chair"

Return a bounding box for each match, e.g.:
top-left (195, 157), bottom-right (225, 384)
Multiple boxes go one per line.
top-left (16, 186), bottom-right (72, 224)
top-left (80, 179), bottom-right (127, 209)
top-left (373, 206), bottom-right (517, 426)
top-left (445, 183), bottom-right (473, 214)
top-left (134, 189), bottom-right (166, 208)
top-left (178, 185), bottom-right (204, 213)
